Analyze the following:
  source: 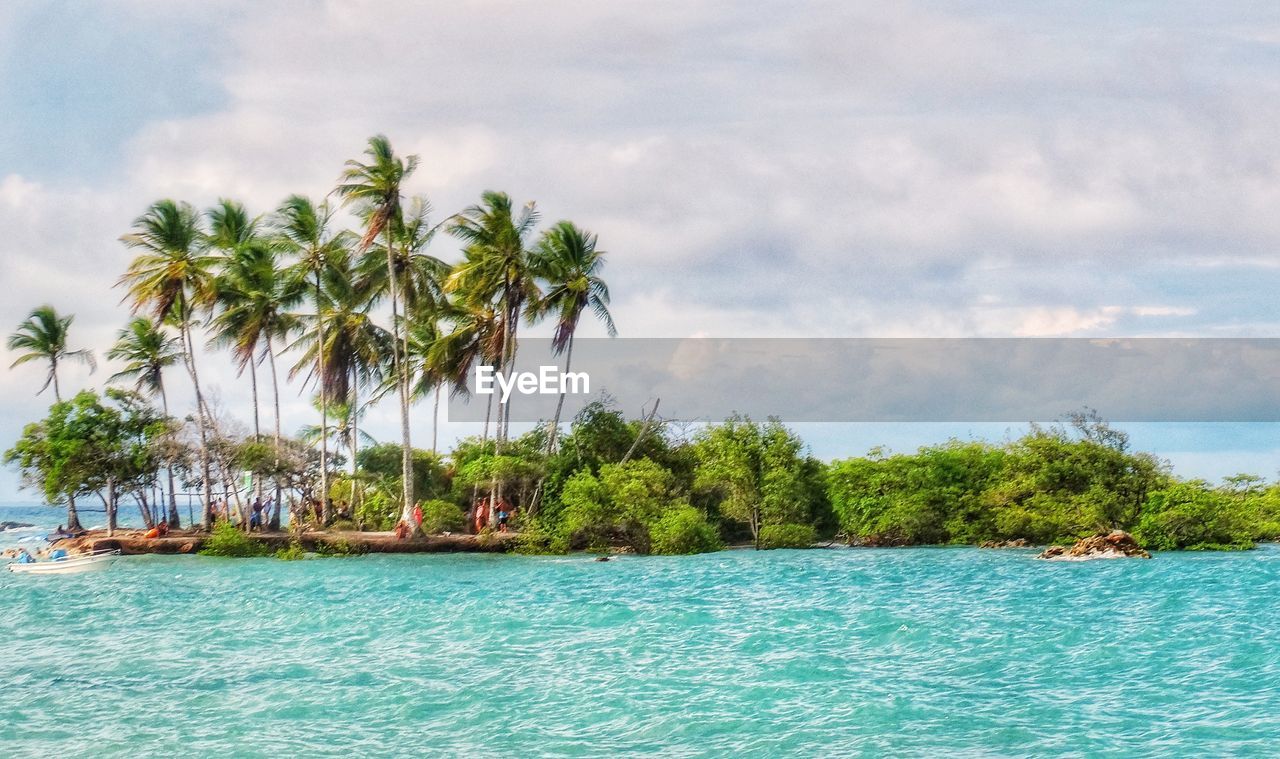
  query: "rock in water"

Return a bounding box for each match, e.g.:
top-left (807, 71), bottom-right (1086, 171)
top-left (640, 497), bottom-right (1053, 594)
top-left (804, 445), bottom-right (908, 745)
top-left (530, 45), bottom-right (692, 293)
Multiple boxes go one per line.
top-left (0, 522), bottom-right (35, 532)
top-left (1038, 530), bottom-right (1151, 560)
top-left (980, 538), bottom-right (1031, 548)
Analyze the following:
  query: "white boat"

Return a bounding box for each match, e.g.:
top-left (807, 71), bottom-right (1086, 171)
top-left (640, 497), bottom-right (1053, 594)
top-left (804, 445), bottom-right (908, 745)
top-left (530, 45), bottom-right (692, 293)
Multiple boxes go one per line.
top-left (6, 549), bottom-right (120, 575)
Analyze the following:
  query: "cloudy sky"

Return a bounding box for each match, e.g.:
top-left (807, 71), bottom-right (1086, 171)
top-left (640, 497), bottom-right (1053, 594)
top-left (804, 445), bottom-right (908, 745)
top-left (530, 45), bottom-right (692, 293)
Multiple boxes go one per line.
top-left (4, 0), bottom-right (1280, 501)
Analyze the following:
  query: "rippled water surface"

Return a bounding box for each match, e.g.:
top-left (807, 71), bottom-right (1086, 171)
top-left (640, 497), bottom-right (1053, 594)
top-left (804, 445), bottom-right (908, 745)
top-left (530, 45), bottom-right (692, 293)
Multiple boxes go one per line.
top-left (3, 506), bottom-right (1280, 756)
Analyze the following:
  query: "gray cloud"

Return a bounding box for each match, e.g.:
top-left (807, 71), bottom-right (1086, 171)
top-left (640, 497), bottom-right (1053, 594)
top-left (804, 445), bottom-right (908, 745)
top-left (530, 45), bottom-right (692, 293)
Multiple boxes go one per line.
top-left (5, 1), bottom-right (1280, 497)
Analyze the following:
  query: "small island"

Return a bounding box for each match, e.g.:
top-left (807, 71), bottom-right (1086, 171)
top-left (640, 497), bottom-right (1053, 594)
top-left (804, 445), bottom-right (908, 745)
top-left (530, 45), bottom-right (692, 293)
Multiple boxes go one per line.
top-left (5, 137), bottom-right (1277, 561)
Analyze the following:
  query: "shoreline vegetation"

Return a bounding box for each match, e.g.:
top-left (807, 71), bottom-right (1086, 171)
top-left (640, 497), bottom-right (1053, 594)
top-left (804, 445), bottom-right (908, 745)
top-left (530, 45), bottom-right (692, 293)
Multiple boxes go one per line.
top-left (4, 134), bottom-right (1278, 561)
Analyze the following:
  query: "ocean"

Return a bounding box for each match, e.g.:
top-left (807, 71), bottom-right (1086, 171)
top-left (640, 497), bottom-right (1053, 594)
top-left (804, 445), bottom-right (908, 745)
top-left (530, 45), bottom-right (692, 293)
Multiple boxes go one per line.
top-left (2, 503), bottom-right (1278, 756)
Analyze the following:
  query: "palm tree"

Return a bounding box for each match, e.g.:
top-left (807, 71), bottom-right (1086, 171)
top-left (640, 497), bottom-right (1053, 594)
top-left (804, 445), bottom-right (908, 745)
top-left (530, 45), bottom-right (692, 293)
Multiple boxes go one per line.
top-left (8, 304), bottom-right (96, 530)
top-left (530, 221), bottom-right (617, 452)
top-left (118, 200), bottom-right (218, 527)
top-left (7, 305), bottom-right (96, 402)
top-left (210, 202), bottom-right (305, 513)
top-left (359, 196), bottom-right (450, 318)
top-left (403, 310), bottom-right (446, 455)
top-left (335, 135), bottom-right (419, 522)
top-left (447, 191), bottom-right (541, 443)
top-left (206, 200), bottom-right (268, 442)
top-left (299, 397), bottom-right (375, 474)
top-left (275, 195), bottom-right (349, 523)
top-left (289, 248), bottom-right (390, 513)
top-left (361, 195), bottom-right (451, 454)
top-left (107, 316), bottom-right (183, 525)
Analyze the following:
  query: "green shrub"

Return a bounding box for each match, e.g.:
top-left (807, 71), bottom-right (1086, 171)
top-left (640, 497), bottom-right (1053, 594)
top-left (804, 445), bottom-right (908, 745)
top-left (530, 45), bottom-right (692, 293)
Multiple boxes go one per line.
top-left (275, 541), bottom-right (307, 561)
top-left (316, 537), bottom-right (365, 557)
top-left (649, 506), bottom-right (723, 555)
top-left (200, 520), bottom-right (270, 558)
top-left (329, 519), bottom-right (357, 531)
top-left (513, 520), bottom-right (568, 555)
top-left (1134, 482), bottom-right (1254, 551)
top-left (758, 522), bottom-right (817, 549)
top-left (419, 499), bottom-right (466, 534)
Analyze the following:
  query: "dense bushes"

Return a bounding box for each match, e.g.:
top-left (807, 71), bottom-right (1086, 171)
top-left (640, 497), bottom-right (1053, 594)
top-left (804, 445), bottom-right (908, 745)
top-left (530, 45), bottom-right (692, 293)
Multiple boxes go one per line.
top-left (199, 520), bottom-right (270, 557)
top-left (191, 404), bottom-right (1280, 555)
top-left (554, 459), bottom-right (720, 555)
top-left (419, 499), bottom-right (466, 533)
top-left (649, 506), bottom-right (723, 555)
top-left (1134, 483), bottom-right (1253, 550)
top-left (758, 523), bottom-right (817, 549)
top-left (825, 418), bottom-right (1280, 550)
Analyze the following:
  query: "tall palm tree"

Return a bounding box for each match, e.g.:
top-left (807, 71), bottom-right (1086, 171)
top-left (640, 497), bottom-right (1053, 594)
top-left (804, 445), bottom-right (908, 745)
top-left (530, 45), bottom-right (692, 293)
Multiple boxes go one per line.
top-left (359, 196), bottom-right (450, 319)
top-left (210, 203), bottom-right (305, 514)
top-left (107, 316), bottom-right (184, 525)
top-left (8, 304), bottom-right (96, 530)
top-left (299, 396), bottom-right (375, 475)
top-left (447, 191), bottom-right (541, 443)
top-left (335, 135), bottom-right (419, 521)
top-left (530, 221), bottom-right (617, 452)
top-left (118, 200), bottom-right (218, 527)
top-left (289, 247), bottom-right (390, 511)
top-left (275, 194), bottom-right (349, 523)
top-left (206, 200), bottom-right (268, 442)
top-left (7, 305), bottom-right (96, 402)
top-left (427, 298), bottom-right (503, 527)
top-left (361, 195), bottom-right (450, 455)
top-left (403, 310), bottom-right (446, 455)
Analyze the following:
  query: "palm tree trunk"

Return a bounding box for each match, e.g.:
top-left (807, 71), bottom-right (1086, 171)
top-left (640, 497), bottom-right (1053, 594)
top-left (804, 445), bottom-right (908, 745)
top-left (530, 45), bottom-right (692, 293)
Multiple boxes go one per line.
top-left (316, 270), bottom-right (330, 525)
top-left (159, 378), bottom-right (180, 527)
top-left (470, 390), bottom-right (493, 531)
top-left (386, 229), bottom-right (414, 525)
top-left (106, 477), bottom-right (118, 537)
top-left (267, 338), bottom-right (283, 530)
top-left (432, 383), bottom-right (440, 456)
top-left (249, 355), bottom-right (261, 442)
top-left (51, 355), bottom-right (61, 402)
top-left (249, 353), bottom-right (262, 501)
top-left (350, 366), bottom-right (360, 518)
top-left (66, 494), bottom-right (82, 531)
top-left (181, 319), bottom-right (214, 528)
top-left (137, 490), bottom-right (154, 529)
top-left (547, 333), bottom-right (575, 453)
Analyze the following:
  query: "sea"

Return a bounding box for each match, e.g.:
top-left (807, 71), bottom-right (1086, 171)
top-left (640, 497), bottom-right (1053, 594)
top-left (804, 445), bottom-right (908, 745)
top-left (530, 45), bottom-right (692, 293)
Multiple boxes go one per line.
top-left (2, 502), bottom-right (1279, 756)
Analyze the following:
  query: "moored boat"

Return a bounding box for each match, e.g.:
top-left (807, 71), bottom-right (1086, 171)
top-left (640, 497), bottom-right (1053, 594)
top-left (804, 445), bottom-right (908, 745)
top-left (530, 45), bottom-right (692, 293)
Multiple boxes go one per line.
top-left (6, 549), bottom-right (120, 575)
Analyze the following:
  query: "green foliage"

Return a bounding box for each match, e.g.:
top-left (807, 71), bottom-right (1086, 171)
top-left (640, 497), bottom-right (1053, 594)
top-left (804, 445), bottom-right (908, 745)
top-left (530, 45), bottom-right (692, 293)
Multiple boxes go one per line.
top-left (4, 390), bottom-right (167, 512)
top-left (200, 520), bottom-right (270, 558)
top-left (357, 444), bottom-right (449, 500)
top-left (316, 537), bottom-right (365, 556)
top-left (829, 425), bottom-right (1172, 547)
top-left (555, 458), bottom-right (712, 554)
top-left (649, 505), bottom-right (723, 555)
top-left (355, 488), bottom-right (398, 531)
top-left (1134, 482), bottom-right (1254, 551)
top-left (694, 416), bottom-right (826, 541)
top-left (275, 541), bottom-right (307, 561)
top-left (758, 523), bottom-right (817, 550)
top-left (419, 499), bottom-right (466, 533)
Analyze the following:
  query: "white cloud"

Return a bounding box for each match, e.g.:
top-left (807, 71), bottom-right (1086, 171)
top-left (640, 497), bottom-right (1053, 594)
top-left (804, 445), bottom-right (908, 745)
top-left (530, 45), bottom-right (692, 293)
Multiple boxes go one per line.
top-left (5, 1), bottom-right (1280, 496)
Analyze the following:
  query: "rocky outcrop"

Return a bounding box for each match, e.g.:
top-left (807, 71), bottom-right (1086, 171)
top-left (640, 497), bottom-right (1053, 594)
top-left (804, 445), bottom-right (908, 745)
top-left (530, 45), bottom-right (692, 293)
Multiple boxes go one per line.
top-left (1038, 530), bottom-right (1151, 560)
top-left (0, 521), bottom-right (34, 532)
top-left (980, 538), bottom-right (1031, 549)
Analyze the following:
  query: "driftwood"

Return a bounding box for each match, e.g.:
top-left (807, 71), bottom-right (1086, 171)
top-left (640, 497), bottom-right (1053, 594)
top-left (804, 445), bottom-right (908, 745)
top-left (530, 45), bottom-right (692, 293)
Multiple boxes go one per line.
top-left (619, 398), bottom-right (661, 465)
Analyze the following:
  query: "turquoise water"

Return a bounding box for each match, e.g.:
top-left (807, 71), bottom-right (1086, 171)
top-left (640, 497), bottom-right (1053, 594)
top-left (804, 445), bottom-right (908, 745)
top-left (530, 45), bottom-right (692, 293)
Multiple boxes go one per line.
top-left (3, 505), bottom-right (1280, 756)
